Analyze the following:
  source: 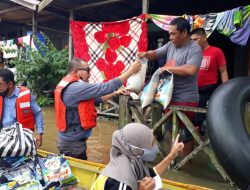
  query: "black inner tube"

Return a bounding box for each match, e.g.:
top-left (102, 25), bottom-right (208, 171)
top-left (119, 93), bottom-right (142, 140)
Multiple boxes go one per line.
top-left (207, 77), bottom-right (250, 190)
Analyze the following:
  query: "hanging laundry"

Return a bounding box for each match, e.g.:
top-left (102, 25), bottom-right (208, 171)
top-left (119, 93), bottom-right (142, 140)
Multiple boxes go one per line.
top-left (216, 7), bottom-right (241, 36)
top-left (150, 13), bottom-right (220, 38)
top-left (192, 13), bottom-right (220, 37)
top-left (149, 14), bottom-right (177, 31)
top-left (70, 15), bottom-right (148, 83)
top-left (229, 5), bottom-right (250, 46)
top-left (183, 14), bottom-right (193, 27)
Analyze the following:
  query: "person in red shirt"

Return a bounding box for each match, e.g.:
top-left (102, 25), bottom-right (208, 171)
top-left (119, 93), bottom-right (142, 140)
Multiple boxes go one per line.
top-left (191, 28), bottom-right (229, 129)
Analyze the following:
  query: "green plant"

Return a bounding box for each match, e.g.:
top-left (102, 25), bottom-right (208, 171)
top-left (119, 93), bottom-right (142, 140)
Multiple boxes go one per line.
top-left (11, 35), bottom-right (68, 106)
top-left (36, 95), bottom-right (54, 107)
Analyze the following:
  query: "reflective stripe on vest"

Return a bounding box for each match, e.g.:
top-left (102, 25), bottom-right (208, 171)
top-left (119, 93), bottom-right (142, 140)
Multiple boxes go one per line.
top-left (54, 75), bottom-right (97, 132)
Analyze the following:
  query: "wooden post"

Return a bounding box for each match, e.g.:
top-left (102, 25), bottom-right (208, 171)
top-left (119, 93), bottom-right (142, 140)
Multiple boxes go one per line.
top-left (118, 95), bottom-right (132, 129)
top-left (151, 102), bottom-right (163, 139)
top-left (32, 10), bottom-right (37, 35)
top-left (142, 0), bottom-right (149, 14)
top-left (151, 103), bottom-right (162, 127)
top-left (68, 10), bottom-right (74, 61)
top-left (172, 110), bottom-right (178, 145)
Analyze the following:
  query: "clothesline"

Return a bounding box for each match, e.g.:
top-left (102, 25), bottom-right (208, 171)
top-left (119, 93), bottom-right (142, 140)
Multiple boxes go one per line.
top-left (148, 4), bottom-right (250, 46)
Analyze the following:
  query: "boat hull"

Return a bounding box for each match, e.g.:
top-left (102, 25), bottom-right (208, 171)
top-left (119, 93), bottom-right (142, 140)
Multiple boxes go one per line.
top-left (38, 150), bottom-right (212, 190)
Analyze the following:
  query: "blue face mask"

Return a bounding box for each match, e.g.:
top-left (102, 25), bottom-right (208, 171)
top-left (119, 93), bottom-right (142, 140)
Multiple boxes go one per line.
top-left (120, 129), bottom-right (159, 161)
top-left (140, 144), bottom-right (159, 162)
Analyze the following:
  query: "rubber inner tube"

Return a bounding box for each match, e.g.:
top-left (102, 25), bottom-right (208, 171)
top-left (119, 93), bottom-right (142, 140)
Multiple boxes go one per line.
top-left (207, 77), bottom-right (250, 190)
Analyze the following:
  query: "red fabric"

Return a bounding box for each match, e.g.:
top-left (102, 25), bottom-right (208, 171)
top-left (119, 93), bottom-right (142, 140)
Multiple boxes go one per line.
top-left (198, 46), bottom-right (226, 87)
top-left (165, 102), bottom-right (198, 128)
top-left (70, 15), bottom-right (148, 84)
top-left (54, 75), bottom-right (97, 132)
top-left (70, 22), bottom-right (90, 62)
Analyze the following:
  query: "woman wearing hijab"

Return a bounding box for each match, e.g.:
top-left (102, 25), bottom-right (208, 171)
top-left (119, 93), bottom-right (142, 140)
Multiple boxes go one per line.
top-left (91, 123), bottom-right (184, 190)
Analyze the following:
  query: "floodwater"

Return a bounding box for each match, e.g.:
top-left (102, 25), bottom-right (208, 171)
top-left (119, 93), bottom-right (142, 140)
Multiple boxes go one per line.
top-left (41, 107), bottom-right (236, 190)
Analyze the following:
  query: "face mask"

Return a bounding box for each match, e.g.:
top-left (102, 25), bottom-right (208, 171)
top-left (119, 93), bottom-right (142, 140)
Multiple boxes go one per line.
top-left (120, 129), bottom-right (159, 161)
top-left (0, 88), bottom-right (9, 97)
top-left (140, 144), bottom-right (159, 162)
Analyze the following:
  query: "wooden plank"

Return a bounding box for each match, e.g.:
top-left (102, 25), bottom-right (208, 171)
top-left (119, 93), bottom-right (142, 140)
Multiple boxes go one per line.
top-left (169, 105), bottom-right (206, 113)
top-left (10, 0), bottom-right (37, 10)
top-left (172, 110), bottom-right (178, 145)
top-left (174, 140), bottom-right (210, 170)
top-left (71, 0), bottom-right (123, 11)
top-left (0, 6), bottom-right (23, 14)
top-left (130, 106), bottom-right (147, 125)
top-left (153, 110), bottom-right (172, 135)
top-left (203, 146), bottom-right (234, 186)
top-left (176, 111), bottom-right (203, 145)
top-left (38, 0), bottom-right (53, 12)
top-left (151, 102), bottom-right (162, 128)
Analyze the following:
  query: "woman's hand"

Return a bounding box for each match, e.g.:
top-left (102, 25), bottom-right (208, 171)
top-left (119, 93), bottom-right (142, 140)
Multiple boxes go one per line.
top-left (138, 176), bottom-right (155, 190)
top-left (170, 134), bottom-right (184, 158)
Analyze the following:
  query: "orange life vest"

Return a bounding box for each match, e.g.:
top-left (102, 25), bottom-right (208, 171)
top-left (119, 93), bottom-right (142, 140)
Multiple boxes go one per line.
top-left (0, 86), bottom-right (35, 131)
top-left (54, 75), bottom-right (97, 132)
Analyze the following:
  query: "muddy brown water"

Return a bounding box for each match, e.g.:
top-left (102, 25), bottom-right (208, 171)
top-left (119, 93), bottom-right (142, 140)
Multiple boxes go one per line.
top-left (41, 107), bottom-right (236, 190)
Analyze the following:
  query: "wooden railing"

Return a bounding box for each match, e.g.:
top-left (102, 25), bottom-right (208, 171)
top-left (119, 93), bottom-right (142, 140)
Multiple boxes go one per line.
top-left (118, 95), bottom-right (234, 186)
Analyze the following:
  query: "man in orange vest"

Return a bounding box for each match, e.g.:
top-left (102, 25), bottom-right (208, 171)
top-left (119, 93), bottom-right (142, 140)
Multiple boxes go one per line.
top-left (0, 68), bottom-right (44, 147)
top-left (55, 58), bottom-right (141, 160)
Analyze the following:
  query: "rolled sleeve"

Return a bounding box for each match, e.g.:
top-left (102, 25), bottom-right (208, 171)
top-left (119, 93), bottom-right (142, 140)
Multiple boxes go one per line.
top-left (30, 95), bottom-right (44, 134)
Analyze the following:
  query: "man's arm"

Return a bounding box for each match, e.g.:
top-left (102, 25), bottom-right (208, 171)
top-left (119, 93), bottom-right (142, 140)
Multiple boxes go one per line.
top-left (65, 61), bottom-right (141, 102)
top-left (219, 65), bottom-right (229, 83)
top-left (216, 47), bottom-right (228, 83)
top-left (100, 88), bottom-right (128, 102)
top-left (30, 95), bottom-right (44, 147)
top-left (138, 50), bottom-right (157, 61)
top-left (162, 64), bottom-right (199, 76)
top-left (138, 43), bottom-right (169, 61)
